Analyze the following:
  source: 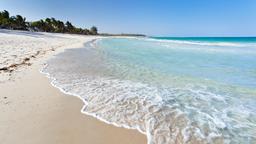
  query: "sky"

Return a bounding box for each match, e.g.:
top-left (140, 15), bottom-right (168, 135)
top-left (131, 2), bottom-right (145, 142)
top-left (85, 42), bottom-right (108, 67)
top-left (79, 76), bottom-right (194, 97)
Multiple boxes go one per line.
top-left (0, 0), bottom-right (256, 36)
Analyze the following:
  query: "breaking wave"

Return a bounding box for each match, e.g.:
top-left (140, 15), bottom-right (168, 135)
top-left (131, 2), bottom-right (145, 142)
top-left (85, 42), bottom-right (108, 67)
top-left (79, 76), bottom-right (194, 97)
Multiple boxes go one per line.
top-left (41, 38), bottom-right (256, 144)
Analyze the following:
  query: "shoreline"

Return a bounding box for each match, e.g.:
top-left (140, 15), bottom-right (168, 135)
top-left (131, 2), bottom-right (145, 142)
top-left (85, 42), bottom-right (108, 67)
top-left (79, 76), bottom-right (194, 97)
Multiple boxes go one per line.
top-left (41, 64), bottom-right (149, 137)
top-left (40, 43), bottom-right (148, 136)
top-left (0, 30), bottom-right (146, 144)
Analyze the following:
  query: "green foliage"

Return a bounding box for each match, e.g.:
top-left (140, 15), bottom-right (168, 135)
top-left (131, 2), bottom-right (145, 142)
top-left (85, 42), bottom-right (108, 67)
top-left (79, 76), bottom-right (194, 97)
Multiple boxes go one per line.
top-left (0, 10), bottom-right (9, 19)
top-left (0, 10), bottom-right (10, 28)
top-left (0, 10), bottom-right (99, 35)
top-left (90, 26), bottom-right (98, 35)
top-left (13, 15), bottom-right (27, 30)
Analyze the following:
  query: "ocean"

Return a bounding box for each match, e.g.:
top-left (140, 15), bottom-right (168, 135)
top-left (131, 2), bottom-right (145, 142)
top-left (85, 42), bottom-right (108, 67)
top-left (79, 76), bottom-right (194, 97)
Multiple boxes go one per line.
top-left (42, 37), bottom-right (256, 144)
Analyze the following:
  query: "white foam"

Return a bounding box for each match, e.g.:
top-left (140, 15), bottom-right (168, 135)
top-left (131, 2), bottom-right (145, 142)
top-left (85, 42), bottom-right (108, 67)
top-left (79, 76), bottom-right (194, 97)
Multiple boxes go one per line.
top-left (143, 37), bottom-right (254, 47)
top-left (41, 63), bottom-right (229, 144)
top-left (40, 39), bottom-right (256, 144)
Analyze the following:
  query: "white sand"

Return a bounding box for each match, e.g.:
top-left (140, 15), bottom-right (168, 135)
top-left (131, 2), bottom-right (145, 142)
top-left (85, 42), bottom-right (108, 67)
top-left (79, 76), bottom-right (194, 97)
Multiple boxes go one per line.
top-left (0, 30), bottom-right (146, 144)
top-left (0, 29), bottom-right (97, 82)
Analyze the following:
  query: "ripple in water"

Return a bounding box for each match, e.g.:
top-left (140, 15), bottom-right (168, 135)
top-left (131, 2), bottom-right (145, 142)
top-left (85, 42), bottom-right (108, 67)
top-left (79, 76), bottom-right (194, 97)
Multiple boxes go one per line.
top-left (42, 38), bottom-right (256, 144)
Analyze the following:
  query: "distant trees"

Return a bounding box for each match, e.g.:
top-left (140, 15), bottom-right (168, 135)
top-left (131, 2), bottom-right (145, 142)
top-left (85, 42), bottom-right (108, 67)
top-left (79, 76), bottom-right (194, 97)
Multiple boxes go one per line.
top-left (90, 26), bottom-right (98, 35)
top-left (0, 10), bottom-right (10, 28)
top-left (0, 10), bottom-right (27, 30)
top-left (0, 10), bottom-right (98, 35)
top-left (13, 15), bottom-right (27, 30)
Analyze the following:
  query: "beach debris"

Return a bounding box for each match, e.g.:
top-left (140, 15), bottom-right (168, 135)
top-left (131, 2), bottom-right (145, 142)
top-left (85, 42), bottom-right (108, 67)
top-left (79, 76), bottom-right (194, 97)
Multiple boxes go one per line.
top-left (0, 67), bottom-right (8, 71)
top-left (0, 57), bottom-right (32, 73)
top-left (24, 57), bottom-right (30, 61)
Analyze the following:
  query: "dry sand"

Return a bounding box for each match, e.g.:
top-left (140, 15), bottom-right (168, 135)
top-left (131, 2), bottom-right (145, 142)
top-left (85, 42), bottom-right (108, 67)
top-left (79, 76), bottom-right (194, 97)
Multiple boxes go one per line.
top-left (0, 30), bottom-right (146, 144)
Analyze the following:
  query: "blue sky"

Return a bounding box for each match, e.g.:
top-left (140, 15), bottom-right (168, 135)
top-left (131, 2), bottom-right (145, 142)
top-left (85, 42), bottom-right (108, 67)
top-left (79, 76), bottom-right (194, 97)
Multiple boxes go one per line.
top-left (0, 0), bottom-right (255, 36)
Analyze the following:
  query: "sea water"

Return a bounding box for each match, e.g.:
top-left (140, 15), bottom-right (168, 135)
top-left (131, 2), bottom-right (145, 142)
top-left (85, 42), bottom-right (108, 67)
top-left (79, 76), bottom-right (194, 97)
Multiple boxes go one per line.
top-left (42, 37), bottom-right (256, 144)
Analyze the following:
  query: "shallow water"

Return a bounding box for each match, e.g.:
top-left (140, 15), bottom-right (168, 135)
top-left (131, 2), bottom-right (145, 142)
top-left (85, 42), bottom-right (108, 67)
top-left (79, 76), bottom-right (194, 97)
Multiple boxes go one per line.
top-left (42, 37), bottom-right (256, 144)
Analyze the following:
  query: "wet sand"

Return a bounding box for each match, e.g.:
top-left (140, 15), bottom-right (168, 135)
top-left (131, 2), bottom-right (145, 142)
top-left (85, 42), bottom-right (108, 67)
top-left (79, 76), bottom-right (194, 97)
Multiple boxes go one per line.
top-left (0, 30), bottom-right (146, 144)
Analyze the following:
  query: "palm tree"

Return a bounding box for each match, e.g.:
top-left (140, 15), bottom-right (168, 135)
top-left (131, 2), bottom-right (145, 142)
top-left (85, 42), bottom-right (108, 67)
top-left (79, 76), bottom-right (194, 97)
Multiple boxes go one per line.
top-left (14, 15), bottom-right (26, 30)
top-left (0, 10), bottom-right (99, 35)
top-left (45, 18), bottom-right (53, 32)
top-left (50, 17), bottom-right (59, 32)
top-left (56, 20), bottom-right (65, 33)
top-left (1, 10), bottom-right (9, 19)
top-left (83, 28), bottom-right (90, 35)
top-left (65, 21), bottom-right (74, 33)
top-left (90, 26), bottom-right (98, 35)
top-left (0, 10), bottom-right (10, 28)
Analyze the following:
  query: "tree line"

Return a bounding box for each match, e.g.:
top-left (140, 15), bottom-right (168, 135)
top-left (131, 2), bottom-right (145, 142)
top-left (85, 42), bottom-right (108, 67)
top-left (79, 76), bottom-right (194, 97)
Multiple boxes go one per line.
top-left (0, 10), bottom-right (98, 35)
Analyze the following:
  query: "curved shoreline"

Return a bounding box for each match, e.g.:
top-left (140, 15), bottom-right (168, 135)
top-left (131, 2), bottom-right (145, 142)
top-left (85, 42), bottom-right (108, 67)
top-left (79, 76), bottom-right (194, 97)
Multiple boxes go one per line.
top-left (39, 38), bottom-right (149, 140)
top-left (40, 37), bottom-right (256, 144)
top-left (40, 65), bottom-right (148, 136)
top-left (0, 30), bottom-right (146, 144)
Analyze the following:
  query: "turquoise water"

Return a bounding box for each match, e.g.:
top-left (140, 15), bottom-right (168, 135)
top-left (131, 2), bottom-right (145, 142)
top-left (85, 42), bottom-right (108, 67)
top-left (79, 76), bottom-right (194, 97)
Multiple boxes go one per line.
top-left (43, 37), bottom-right (256, 144)
top-left (100, 37), bottom-right (256, 88)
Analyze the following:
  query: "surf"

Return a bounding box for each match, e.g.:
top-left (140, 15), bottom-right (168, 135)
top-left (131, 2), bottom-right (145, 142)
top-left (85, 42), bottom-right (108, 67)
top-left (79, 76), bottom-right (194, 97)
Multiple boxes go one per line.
top-left (42, 37), bottom-right (256, 144)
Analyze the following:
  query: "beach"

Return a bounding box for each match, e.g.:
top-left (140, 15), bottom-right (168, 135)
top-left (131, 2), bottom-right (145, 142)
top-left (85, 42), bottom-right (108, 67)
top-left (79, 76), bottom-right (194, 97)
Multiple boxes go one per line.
top-left (0, 30), bottom-right (146, 144)
top-left (1, 30), bottom-right (256, 144)
top-left (1, 1), bottom-right (255, 143)
top-left (42, 37), bottom-right (256, 144)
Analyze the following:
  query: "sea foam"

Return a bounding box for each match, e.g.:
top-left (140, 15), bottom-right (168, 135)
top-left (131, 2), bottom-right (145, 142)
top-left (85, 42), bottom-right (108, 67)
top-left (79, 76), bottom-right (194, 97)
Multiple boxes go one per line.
top-left (41, 38), bottom-right (256, 144)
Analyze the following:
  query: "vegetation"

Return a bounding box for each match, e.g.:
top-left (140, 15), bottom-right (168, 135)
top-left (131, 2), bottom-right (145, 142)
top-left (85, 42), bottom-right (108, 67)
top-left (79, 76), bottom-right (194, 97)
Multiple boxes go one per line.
top-left (0, 10), bottom-right (146, 37)
top-left (0, 10), bottom-right (98, 35)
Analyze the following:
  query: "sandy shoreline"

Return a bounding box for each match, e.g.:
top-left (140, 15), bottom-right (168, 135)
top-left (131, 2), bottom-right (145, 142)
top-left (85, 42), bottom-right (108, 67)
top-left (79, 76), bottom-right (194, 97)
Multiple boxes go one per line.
top-left (0, 30), bottom-right (146, 144)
